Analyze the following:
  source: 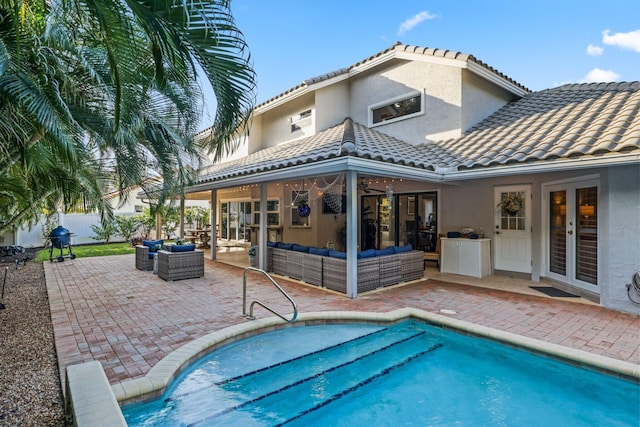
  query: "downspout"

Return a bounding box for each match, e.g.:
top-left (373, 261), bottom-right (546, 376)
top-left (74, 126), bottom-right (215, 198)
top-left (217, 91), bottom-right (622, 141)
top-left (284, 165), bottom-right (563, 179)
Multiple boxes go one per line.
top-left (345, 170), bottom-right (358, 298)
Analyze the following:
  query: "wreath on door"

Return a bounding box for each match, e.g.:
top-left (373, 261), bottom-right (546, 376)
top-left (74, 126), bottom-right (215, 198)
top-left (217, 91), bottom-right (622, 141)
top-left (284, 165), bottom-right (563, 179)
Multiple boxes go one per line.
top-left (498, 193), bottom-right (524, 216)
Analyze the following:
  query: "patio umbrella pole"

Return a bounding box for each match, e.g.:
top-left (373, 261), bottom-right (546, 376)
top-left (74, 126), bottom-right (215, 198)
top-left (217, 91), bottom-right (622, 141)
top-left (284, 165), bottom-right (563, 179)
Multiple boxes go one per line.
top-left (0, 266), bottom-right (8, 309)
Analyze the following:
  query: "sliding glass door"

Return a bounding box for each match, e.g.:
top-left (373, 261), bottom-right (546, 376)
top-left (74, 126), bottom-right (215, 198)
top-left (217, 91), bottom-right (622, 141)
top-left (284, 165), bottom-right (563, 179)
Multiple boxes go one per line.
top-left (220, 200), bottom-right (252, 241)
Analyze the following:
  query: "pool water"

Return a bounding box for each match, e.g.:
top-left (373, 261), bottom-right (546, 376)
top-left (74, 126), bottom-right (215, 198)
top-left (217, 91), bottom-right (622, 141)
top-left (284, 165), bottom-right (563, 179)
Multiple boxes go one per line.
top-left (123, 321), bottom-right (640, 426)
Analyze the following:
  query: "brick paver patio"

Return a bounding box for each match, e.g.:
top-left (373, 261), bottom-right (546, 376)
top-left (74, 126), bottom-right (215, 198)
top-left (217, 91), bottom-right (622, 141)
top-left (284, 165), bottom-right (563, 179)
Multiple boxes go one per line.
top-left (45, 254), bottom-right (640, 389)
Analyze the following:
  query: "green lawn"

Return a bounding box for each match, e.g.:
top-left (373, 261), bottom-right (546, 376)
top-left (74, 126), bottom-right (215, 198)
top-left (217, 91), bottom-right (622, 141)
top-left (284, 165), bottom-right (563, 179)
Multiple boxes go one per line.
top-left (34, 242), bottom-right (137, 262)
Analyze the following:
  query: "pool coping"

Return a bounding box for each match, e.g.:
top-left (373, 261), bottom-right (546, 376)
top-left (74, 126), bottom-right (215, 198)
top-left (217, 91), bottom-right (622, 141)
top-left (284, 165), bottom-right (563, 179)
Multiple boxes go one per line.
top-left (65, 308), bottom-right (640, 425)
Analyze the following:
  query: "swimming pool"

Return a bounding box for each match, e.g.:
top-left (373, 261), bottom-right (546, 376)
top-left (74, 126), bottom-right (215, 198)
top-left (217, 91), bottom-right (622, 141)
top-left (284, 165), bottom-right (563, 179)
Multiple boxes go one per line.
top-left (122, 320), bottom-right (640, 426)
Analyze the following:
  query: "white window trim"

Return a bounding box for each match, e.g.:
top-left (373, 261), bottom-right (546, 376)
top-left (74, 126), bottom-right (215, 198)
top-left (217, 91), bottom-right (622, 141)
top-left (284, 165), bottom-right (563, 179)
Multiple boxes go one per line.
top-left (252, 198), bottom-right (281, 226)
top-left (368, 90), bottom-right (424, 127)
top-left (290, 108), bottom-right (314, 134)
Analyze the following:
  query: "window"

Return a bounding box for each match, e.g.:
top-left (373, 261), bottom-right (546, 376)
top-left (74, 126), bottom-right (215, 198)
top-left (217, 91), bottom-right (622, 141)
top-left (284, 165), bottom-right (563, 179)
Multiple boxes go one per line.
top-left (370, 92), bottom-right (423, 125)
top-left (290, 109), bottom-right (312, 133)
top-left (253, 200), bottom-right (280, 225)
top-left (290, 190), bottom-right (310, 227)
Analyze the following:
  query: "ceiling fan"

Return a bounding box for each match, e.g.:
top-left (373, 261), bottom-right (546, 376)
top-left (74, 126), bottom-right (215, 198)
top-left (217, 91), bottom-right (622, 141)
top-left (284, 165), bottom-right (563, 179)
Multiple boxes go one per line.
top-left (358, 179), bottom-right (385, 194)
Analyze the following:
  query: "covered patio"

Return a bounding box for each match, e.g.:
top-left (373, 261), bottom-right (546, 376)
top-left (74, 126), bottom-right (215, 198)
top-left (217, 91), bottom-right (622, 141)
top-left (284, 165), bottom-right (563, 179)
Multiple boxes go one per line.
top-left (184, 118), bottom-right (455, 298)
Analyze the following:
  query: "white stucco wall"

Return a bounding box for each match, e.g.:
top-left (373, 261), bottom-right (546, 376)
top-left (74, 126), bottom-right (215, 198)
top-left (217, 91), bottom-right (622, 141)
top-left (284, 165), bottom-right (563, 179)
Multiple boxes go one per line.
top-left (259, 93), bottom-right (315, 148)
top-left (600, 164), bottom-right (640, 314)
top-left (461, 71), bottom-right (518, 132)
top-left (315, 80), bottom-right (350, 131)
top-left (349, 60), bottom-right (463, 144)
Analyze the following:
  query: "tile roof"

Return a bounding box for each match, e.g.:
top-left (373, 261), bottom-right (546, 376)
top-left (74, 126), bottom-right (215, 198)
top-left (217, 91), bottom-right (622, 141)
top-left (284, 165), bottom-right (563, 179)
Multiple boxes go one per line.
top-left (434, 81), bottom-right (640, 170)
top-left (195, 119), bottom-right (435, 184)
top-left (194, 82), bottom-right (640, 187)
top-left (255, 42), bottom-right (530, 110)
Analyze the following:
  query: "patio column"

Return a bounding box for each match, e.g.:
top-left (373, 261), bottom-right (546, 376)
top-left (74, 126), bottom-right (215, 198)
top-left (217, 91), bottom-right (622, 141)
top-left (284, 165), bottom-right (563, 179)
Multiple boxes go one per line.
top-left (155, 210), bottom-right (162, 240)
top-left (210, 190), bottom-right (217, 260)
top-left (179, 196), bottom-right (185, 239)
top-left (346, 170), bottom-right (358, 298)
top-left (258, 183), bottom-right (268, 270)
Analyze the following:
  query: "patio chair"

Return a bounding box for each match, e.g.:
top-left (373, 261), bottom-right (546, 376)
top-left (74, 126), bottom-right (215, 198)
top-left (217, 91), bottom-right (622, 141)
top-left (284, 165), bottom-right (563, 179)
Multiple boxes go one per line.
top-left (423, 234), bottom-right (443, 269)
top-left (135, 244), bottom-right (156, 271)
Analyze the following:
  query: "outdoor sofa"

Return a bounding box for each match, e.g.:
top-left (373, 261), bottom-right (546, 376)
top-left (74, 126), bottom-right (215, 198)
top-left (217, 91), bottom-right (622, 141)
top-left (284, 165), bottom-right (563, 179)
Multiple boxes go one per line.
top-left (157, 248), bottom-right (204, 281)
top-left (266, 243), bottom-right (424, 294)
top-left (135, 240), bottom-right (204, 281)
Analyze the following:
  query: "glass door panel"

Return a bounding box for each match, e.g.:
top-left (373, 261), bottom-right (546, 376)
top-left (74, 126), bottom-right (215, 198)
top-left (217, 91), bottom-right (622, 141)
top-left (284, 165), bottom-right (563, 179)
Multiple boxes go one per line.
top-left (399, 195), bottom-right (416, 247)
top-left (228, 202), bottom-right (238, 240)
top-left (549, 190), bottom-right (567, 275)
top-left (220, 203), bottom-right (229, 239)
top-left (361, 196), bottom-right (378, 250)
top-left (576, 187), bottom-right (597, 284)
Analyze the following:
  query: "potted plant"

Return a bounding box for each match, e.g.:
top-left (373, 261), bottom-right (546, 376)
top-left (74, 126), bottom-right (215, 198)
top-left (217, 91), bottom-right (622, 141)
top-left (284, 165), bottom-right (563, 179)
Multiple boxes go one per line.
top-left (498, 193), bottom-right (524, 216)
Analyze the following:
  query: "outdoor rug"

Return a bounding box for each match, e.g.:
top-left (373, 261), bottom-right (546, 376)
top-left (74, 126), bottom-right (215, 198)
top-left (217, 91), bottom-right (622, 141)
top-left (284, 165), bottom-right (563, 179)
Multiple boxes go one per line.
top-left (530, 286), bottom-right (578, 298)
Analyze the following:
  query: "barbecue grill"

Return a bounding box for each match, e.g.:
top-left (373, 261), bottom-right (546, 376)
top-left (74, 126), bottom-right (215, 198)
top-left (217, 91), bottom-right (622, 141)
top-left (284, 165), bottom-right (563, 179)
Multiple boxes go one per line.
top-left (49, 226), bottom-right (76, 262)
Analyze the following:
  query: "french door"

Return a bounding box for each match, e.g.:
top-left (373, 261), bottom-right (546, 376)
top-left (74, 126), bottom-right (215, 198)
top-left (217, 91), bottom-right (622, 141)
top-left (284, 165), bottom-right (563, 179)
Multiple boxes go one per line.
top-left (220, 200), bottom-right (252, 241)
top-left (545, 179), bottom-right (599, 292)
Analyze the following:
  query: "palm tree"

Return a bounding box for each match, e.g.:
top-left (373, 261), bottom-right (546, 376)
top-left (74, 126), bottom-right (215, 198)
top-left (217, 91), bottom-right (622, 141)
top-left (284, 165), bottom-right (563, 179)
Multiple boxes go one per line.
top-left (0, 0), bottom-right (256, 232)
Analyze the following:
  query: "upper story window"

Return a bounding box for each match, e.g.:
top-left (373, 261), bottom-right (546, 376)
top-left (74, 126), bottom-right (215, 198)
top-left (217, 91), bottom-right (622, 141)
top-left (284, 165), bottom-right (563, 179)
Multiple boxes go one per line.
top-left (290, 109), bottom-right (312, 133)
top-left (369, 92), bottom-right (423, 126)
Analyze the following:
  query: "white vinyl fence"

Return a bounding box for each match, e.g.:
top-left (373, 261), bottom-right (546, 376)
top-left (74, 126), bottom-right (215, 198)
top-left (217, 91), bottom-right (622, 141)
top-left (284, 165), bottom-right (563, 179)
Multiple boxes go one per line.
top-left (12, 213), bottom-right (136, 248)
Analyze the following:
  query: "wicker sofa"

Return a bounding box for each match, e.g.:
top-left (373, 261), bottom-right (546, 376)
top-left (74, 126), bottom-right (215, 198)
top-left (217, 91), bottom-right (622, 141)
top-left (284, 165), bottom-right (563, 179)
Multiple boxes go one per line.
top-left (157, 249), bottom-right (204, 281)
top-left (266, 245), bottom-right (424, 294)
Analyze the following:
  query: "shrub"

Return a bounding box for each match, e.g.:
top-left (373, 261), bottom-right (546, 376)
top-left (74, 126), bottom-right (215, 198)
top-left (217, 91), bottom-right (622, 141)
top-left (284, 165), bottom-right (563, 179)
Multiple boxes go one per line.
top-left (115, 215), bottom-right (141, 242)
top-left (91, 220), bottom-right (118, 244)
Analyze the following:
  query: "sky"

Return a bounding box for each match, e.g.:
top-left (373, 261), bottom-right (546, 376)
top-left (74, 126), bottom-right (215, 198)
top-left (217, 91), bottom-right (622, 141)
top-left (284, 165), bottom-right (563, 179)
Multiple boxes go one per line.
top-left (201, 0), bottom-right (639, 123)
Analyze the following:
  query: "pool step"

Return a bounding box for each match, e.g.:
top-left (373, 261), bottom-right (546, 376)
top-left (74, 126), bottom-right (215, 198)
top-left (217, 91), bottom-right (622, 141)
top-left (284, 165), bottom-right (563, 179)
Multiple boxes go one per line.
top-left (165, 326), bottom-right (390, 403)
top-left (192, 327), bottom-right (443, 425)
top-left (281, 342), bottom-right (444, 426)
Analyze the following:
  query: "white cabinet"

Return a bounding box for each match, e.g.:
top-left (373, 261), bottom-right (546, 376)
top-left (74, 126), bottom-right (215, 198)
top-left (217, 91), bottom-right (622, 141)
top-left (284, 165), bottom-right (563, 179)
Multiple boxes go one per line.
top-left (441, 238), bottom-right (491, 278)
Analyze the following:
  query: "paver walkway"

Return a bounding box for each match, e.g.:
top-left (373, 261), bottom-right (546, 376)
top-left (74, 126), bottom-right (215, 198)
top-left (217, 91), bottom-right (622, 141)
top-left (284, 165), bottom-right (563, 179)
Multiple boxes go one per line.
top-left (45, 254), bottom-right (639, 389)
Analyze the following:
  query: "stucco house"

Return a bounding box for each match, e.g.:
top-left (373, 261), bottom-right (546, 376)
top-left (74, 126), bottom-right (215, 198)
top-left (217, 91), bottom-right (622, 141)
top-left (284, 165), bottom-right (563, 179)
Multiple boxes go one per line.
top-left (186, 43), bottom-right (639, 314)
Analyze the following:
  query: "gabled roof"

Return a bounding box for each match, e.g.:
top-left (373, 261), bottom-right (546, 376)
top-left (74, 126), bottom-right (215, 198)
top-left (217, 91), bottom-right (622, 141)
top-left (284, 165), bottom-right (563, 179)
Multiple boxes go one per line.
top-left (254, 42), bottom-right (530, 111)
top-left (192, 82), bottom-right (639, 189)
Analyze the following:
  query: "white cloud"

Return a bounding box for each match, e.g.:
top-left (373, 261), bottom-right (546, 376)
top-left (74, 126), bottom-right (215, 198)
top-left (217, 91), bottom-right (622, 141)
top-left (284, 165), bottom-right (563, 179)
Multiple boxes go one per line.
top-left (602, 29), bottom-right (640, 53)
top-left (586, 44), bottom-right (604, 56)
top-left (398, 11), bottom-right (437, 36)
top-left (580, 68), bottom-right (621, 83)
